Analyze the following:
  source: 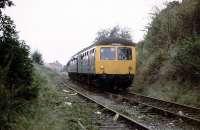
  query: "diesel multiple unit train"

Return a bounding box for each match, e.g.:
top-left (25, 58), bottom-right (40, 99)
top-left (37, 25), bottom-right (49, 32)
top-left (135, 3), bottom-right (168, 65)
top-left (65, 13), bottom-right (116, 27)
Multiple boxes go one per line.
top-left (67, 40), bottom-right (136, 90)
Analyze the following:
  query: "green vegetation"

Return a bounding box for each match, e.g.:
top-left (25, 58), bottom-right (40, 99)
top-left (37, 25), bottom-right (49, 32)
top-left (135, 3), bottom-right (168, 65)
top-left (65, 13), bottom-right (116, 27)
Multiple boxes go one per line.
top-left (13, 64), bottom-right (98, 130)
top-left (94, 25), bottom-right (133, 44)
top-left (134, 0), bottom-right (200, 107)
top-left (31, 50), bottom-right (44, 65)
top-left (0, 1), bottom-right (39, 129)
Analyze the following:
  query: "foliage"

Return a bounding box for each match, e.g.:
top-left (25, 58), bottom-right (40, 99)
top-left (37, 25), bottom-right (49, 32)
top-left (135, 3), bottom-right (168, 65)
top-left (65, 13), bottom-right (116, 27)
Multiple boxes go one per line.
top-left (144, 52), bottom-right (167, 84)
top-left (0, 72), bottom-right (39, 129)
top-left (172, 37), bottom-right (200, 84)
top-left (134, 0), bottom-right (200, 106)
top-left (0, 15), bottom-right (34, 98)
top-left (136, 0), bottom-right (200, 84)
top-left (13, 64), bottom-right (98, 130)
top-left (144, 0), bottom-right (200, 52)
top-left (95, 25), bottom-right (133, 43)
top-left (31, 50), bottom-right (44, 65)
top-left (0, 0), bottom-right (13, 14)
top-left (0, 1), bottom-right (40, 129)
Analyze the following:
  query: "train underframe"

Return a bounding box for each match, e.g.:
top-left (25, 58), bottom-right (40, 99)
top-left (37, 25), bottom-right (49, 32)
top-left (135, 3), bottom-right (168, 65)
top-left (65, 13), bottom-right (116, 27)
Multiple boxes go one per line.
top-left (68, 72), bottom-right (134, 90)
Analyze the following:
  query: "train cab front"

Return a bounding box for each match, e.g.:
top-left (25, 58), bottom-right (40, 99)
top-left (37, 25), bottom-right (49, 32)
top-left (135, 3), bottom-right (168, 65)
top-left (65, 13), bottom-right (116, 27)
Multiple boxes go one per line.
top-left (95, 44), bottom-right (136, 89)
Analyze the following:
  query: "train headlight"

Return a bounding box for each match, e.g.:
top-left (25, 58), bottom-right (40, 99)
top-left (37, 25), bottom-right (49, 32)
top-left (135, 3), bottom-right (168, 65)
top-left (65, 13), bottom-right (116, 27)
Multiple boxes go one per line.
top-left (100, 65), bottom-right (104, 70)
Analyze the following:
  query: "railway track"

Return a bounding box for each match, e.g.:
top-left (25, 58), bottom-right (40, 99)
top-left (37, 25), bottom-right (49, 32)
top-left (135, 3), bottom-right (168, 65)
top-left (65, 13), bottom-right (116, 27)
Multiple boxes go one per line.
top-left (63, 80), bottom-right (150, 130)
top-left (61, 76), bottom-right (200, 129)
top-left (108, 92), bottom-right (200, 125)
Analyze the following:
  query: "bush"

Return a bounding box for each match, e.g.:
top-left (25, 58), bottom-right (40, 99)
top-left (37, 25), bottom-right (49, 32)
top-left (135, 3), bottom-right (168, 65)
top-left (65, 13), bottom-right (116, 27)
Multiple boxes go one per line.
top-left (172, 37), bottom-right (200, 84)
top-left (143, 52), bottom-right (167, 84)
top-left (15, 73), bottom-right (40, 99)
top-left (0, 14), bottom-right (37, 99)
top-left (0, 85), bottom-right (11, 129)
top-left (31, 50), bottom-right (44, 65)
top-left (0, 72), bottom-right (40, 130)
top-left (133, 0), bottom-right (200, 107)
top-left (0, 1), bottom-right (40, 129)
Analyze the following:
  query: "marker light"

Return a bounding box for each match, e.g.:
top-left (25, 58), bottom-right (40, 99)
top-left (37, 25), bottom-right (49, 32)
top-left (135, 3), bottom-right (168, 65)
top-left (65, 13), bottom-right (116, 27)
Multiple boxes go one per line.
top-left (100, 65), bottom-right (104, 70)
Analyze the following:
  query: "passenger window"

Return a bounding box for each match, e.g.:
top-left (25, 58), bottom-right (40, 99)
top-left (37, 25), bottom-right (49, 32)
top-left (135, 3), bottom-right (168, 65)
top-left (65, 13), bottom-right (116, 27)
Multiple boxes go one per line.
top-left (100, 47), bottom-right (116, 60)
top-left (81, 54), bottom-right (83, 59)
top-left (117, 47), bottom-right (132, 60)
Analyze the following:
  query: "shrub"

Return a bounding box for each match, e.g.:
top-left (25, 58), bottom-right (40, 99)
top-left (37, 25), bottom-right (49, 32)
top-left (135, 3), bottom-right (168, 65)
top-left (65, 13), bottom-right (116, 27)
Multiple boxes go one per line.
top-left (0, 15), bottom-right (37, 99)
top-left (144, 52), bottom-right (167, 84)
top-left (172, 37), bottom-right (200, 84)
top-left (0, 1), bottom-right (40, 129)
top-left (15, 73), bottom-right (40, 99)
top-left (0, 85), bottom-right (11, 129)
top-left (31, 50), bottom-right (44, 65)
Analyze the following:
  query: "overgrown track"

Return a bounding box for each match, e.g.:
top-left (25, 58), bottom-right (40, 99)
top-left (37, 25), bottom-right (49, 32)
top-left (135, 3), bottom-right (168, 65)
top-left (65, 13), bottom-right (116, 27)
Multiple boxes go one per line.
top-left (63, 80), bottom-right (150, 130)
top-left (116, 92), bottom-right (200, 124)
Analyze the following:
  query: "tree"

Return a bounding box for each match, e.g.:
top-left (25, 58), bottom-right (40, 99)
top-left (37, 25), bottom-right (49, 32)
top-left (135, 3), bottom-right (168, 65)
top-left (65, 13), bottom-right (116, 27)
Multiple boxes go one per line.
top-left (0, 0), bottom-right (36, 98)
top-left (0, 15), bottom-right (34, 94)
top-left (0, 1), bottom-right (38, 128)
top-left (172, 37), bottom-right (200, 84)
top-left (31, 50), bottom-right (44, 65)
top-left (136, 0), bottom-right (200, 87)
top-left (95, 25), bottom-right (133, 43)
top-left (0, 0), bottom-right (13, 17)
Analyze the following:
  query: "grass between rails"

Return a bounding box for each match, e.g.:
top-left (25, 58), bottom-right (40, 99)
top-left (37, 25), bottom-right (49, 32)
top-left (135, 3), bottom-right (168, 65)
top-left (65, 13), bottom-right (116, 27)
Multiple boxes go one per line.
top-left (14, 64), bottom-right (99, 130)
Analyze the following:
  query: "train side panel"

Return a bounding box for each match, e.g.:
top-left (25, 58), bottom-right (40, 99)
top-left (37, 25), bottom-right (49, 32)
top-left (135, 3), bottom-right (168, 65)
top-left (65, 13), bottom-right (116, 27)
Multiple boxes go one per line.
top-left (78, 48), bottom-right (96, 74)
top-left (67, 58), bottom-right (78, 73)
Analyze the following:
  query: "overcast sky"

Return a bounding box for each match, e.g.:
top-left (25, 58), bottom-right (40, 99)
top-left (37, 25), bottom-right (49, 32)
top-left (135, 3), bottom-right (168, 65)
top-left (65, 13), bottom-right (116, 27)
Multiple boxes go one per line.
top-left (5, 0), bottom-right (180, 65)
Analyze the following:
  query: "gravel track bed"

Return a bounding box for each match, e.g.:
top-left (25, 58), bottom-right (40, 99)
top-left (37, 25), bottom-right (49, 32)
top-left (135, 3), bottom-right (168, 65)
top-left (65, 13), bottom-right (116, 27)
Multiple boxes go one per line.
top-left (63, 83), bottom-right (139, 130)
top-left (67, 80), bottom-right (200, 130)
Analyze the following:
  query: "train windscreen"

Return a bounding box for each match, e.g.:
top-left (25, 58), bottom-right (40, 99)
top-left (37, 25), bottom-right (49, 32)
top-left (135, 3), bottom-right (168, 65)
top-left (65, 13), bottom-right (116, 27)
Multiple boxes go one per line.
top-left (100, 47), bottom-right (116, 60)
top-left (117, 47), bottom-right (132, 60)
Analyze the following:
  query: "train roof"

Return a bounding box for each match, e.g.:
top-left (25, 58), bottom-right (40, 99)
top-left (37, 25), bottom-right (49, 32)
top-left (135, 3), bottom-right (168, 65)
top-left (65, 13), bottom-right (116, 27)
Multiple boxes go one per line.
top-left (71, 38), bottom-right (135, 58)
top-left (95, 38), bottom-right (135, 46)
